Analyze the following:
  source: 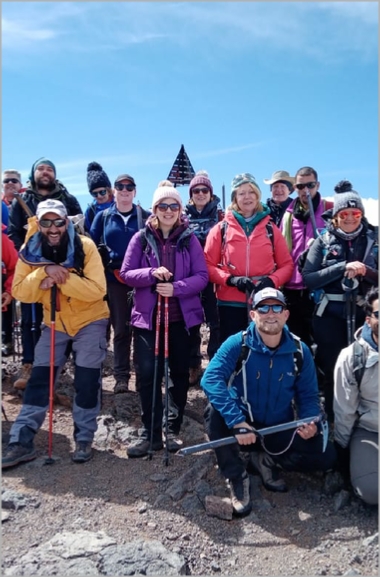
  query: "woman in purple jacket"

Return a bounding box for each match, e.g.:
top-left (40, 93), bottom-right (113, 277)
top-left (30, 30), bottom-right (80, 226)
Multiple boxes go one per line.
top-left (120, 183), bottom-right (209, 458)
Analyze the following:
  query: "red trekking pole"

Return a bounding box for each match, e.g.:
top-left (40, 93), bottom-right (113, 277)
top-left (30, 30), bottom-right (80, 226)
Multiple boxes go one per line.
top-left (148, 294), bottom-right (162, 459)
top-left (163, 295), bottom-right (170, 467)
top-left (45, 284), bottom-right (57, 465)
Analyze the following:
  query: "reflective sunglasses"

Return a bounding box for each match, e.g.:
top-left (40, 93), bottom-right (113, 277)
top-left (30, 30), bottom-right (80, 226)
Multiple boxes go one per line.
top-left (295, 181), bottom-right (317, 191)
top-left (90, 189), bottom-right (108, 197)
top-left (3, 178), bottom-right (20, 184)
top-left (371, 310), bottom-right (379, 319)
top-left (39, 218), bottom-right (66, 228)
top-left (192, 187), bottom-right (210, 195)
top-left (156, 203), bottom-right (181, 212)
top-left (255, 304), bottom-right (285, 314)
top-left (115, 183), bottom-right (135, 192)
top-left (337, 209), bottom-right (362, 220)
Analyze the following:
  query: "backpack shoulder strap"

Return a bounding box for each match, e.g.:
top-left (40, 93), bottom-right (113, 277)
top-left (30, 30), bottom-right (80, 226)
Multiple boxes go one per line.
top-left (352, 340), bottom-right (366, 388)
top-left (234, 330), bottom-right (249, 374)
top-left (220, 220), bottom-right (228, 249)
top-left (265, 220), bottom-right (275, 251)
top-left (291, 334), bottom-right (304, 377)
top-left (139, 228), bottom-right (148, 252)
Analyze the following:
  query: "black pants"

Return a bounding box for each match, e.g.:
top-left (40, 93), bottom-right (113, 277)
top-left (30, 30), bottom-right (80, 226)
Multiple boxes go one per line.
top-left (189, 283), bottom-right (221, 367)
top-left (218, 305), bottom-right (250, 346)
top-left (282, 288), bottom-right (315, 351)
top-left (204, 403), bottom-right (337, 481)
top-left (2, 304), bottom-right (12, 343)
top-left (312, 305), bottom-right (365, 419)
top-left (133, 322), bottom-right (191, 443)
top-left (20, 302), bottom-right (43, 364)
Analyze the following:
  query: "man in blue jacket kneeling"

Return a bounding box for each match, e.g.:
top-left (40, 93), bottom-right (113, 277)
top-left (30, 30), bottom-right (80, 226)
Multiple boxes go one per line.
top-left (201, 287), bottom-right (336, 517)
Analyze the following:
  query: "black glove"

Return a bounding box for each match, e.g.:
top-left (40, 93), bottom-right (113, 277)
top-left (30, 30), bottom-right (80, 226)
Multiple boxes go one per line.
top-left (227, 276), bottom-right (255, 294)
top-left (252, 277), bottom-right (275, 293)
top-left (97, 243), bottom-right (112, 268)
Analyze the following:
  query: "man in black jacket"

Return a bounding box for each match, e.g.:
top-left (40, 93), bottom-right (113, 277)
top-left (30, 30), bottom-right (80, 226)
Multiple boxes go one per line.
top-left (8, 157), bottom-right (82, 390)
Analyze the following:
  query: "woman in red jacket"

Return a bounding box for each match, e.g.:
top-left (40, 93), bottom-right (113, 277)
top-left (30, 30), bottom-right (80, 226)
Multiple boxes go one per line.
top-left (204, 173), bottom-right (294, 343)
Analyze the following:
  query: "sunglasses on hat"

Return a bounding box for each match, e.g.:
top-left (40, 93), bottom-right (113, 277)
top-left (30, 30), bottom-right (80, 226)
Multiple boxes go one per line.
top-left (295, 182), bottom-right (317, 191)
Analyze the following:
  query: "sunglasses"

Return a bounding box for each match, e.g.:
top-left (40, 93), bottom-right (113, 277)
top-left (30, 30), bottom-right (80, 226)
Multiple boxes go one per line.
top-left (156, 203), bottom-right (181, 212)
top-left (337, 210), bottom-right (362, 220)
top-left (3, 178), bottom-right (20, 184)
top-left (371, 311), bottom-right (379, 319)
top-left (295, 182), bottom-right (317, 191)
top-left (115, 183), bottom-right (135, 192)
top-left (91, 189), bottom-right (108, 198)
top-left (255, 304), bottom-right (285, 314)
top-left (192, 187), bottom-right (210, 195)
top-left (39, 218), bottom-right (66, 228)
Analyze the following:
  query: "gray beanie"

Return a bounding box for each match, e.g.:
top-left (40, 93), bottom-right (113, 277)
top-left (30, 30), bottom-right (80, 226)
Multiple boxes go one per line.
top-left (333, 180), bottom-right (365, 217)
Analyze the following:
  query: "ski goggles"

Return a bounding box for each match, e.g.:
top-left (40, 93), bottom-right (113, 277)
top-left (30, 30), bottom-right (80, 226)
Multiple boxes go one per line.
top-left (3, 178), bottom-right (20, 184)
top-left (39, 218), bottom-right (66, 228)
top-left (156, 203), bottom-right (181, 212)
top-left (336, 209), bottom-right (362, 220)
top-left (295, 182), bottom-right (317, 191)
top-left (115, 183), bottom-right (135, 192)
top-left (255, 304), bottom-right (286, 314)
top-left (90, 189), bottom-right (108, 197)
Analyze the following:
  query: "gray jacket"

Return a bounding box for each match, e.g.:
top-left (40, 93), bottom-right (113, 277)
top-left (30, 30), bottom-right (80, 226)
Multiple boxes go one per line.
top-left (333, 327), bottom-right (378, 448)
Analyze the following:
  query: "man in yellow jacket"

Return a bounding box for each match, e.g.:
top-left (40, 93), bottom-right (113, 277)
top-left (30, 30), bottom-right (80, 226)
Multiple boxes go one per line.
top-left (2, 199), bottom-right (109, 468)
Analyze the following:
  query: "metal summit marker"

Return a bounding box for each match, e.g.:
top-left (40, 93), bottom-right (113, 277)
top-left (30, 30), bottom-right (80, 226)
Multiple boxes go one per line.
top-left (167, 144), bottom-right (195, 187)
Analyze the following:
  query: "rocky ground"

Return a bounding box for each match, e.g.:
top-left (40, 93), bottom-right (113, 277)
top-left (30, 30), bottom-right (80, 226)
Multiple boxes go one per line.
top-left (1, 327), bottom-right (379, 576)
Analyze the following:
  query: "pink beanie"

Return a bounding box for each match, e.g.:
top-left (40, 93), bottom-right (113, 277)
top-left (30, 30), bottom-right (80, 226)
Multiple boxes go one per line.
top-left (152, 185), bottom-right (183, 211)
top-left (189, 174), bottom-right (213, 196)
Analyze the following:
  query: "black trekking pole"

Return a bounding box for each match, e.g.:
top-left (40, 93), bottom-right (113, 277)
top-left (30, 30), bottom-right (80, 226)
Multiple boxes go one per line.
top-left (148, 294), bottom-right (162, 460)
top-left (163, 295), bottom-right (170, 467)
top-left (31, 302), bottom-right (38, 348)
top-left (45, 284), bottom-right (58, 465)
top-left (342, 276), bottom-right (358, 345)
top-left (11, 299), bottom-right (21, 362)
top-left (305, 191), bottom-right (318, 239)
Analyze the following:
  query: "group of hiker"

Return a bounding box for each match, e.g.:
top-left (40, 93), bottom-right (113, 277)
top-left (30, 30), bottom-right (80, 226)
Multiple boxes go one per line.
top-left (1, 159), bottom-right (378, 517)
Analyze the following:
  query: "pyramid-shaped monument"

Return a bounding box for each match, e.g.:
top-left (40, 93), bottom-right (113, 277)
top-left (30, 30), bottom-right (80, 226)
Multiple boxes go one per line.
top-left (167, 144), bottom-right (195, 186)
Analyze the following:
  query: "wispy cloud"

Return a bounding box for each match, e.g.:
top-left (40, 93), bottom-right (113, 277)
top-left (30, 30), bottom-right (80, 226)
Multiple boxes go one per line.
top-left (2, 2), bottom-right (377, 61)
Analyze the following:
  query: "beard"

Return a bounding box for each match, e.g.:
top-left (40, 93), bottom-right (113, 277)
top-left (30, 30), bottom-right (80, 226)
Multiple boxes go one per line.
top-left (35, 176), bottom-right (56, 192)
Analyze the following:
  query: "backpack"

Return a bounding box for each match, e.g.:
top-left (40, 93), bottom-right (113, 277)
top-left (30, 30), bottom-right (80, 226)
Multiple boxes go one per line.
top-left (220, 219), bottom-right (275, 253)
top-left (352, 340), bottom-right (366, 388)
top-left (231, 330), bottom-right (304, 380)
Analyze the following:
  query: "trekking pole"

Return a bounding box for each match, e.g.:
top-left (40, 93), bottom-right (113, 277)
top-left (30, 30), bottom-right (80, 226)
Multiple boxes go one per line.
top-left (11, 299), bottom-right (21, 362)
top-left (342, 276), bottom-right (358, 345)
top-left (148, 294), bottom-right (162, 460)
top-left (306, 191), bottom-right (318, 239)
top-left (163, 295), bottom-right (170, 467)
top-left (31, 302), bottom-right (38, 348)
top-left (45, 284), bottom-right (57, 465)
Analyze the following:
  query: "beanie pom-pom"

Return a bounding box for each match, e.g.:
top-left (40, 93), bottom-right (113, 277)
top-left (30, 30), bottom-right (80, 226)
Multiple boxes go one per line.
top-left (87, 161), bottom-right (103, 172)
top-left (334, 180), bottom-right (353, 194)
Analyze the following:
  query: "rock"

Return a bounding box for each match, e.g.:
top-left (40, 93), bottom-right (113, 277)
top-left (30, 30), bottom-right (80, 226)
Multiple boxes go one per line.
top-left (333, 490), bottom-right (350, 512)
top-left (2, 490), bottom-right (38, 511)
top-left (205, 495), bottom-right (233, 520)
top-left (2, 510), bottom-right (10, 522)
top-left (362, 532), bottom-right (378, 547)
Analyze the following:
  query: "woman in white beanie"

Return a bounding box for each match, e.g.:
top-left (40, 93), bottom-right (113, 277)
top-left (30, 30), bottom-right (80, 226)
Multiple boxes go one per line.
top-left (302, 180), bottom-right (378, 420)
top-left (119, 184), bottom-right (208, 458)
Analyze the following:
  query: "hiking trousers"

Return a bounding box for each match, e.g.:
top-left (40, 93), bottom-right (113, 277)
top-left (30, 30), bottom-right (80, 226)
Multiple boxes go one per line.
top-left (9, 319), bottom-right (108, 446)
top-left (350, 427), bottom-right (378, 505)
top-left (204, 403), bottom-right (337, 481)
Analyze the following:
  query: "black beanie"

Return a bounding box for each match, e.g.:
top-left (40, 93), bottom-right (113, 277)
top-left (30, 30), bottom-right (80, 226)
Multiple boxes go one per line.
top-left (87, 161), bottom-right (111, 192)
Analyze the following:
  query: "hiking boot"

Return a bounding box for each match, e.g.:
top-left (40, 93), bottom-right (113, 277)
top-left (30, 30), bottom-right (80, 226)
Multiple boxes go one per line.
top-left (1, 342), bottom-right (13, 356)
top-left (228, 472), bottom-right (252, 517)
top-left (250, 452), bottom-right (288, 493)
top-left (114, 380), bottom-right (129, 394)
top-left (13, 363), bottom-right (33, 390)
top-left (189, 365), bottom-right (203, 387)
top-left (165, 434), bottom-right (183, 453)
top-left (127, 439), bottom-right (163, 458)
top-left (72, 441), bottom-right (93, 463)
top-left (2, 443), bottom-right (37, 469)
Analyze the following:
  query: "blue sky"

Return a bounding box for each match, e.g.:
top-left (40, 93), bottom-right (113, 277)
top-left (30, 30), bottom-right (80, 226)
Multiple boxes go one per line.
top-left (2, 2), bottom-right (378, 223)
